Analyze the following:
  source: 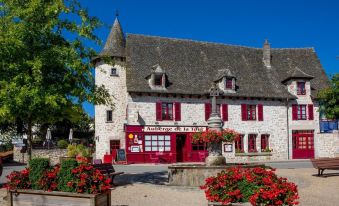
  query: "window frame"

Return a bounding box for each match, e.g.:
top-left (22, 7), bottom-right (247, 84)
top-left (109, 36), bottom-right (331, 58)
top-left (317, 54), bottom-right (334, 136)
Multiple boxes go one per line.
top-left (297, 81), bottom-right (306, 95)
top-left (260, 134), bottom-right (270, 152)
top-left (154, 74), bottom-right (163, 86)
top-left (247, 105), bottom-right (257, 120)
top-left (144, 135), bottom-right (171, 152)
top-left (235, 135), bottom-right (244, 153)
top-left (192, 143), bottom-right (207, 151)
top-left (297, 105), bottom-right (307, 120)
top-left (161, 103), bottom-right (174, 120)
top-left (248, 134), bottom-right (257, 153)
top-left (106, 110), bottom-right (113, 122)
top-left (110, 67), bottom-right (118, 76)
top-left (225, 78), bottom-right (233, 89)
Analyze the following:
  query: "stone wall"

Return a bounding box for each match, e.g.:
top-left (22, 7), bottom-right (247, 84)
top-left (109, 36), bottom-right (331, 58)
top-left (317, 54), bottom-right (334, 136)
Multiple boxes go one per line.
top-left (13, 147), bottom-right (67, 165)
top-left (317, 131), bottom-right (339, 158)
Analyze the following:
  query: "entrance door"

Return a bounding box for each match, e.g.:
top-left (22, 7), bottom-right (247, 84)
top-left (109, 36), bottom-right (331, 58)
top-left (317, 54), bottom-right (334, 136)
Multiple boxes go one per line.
top-left (176, 134), bottom-right (186, 162)
top-left (292, 130), bottom-right (314, 159)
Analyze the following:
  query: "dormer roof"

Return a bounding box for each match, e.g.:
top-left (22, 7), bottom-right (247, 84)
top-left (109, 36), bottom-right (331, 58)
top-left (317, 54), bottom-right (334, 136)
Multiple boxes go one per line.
top-left (214, 67), bottom-right (236, 82)
top-left (282, 67), bottom-right (314, 83)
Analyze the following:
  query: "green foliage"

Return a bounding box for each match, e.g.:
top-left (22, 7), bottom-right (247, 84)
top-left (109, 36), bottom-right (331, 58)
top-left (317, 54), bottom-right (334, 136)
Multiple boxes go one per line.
top-left (0, 0), bottom-right (112, 160)
top-left (237, 179), bottom-right (261, 202)
top-left (57, 159), bottom-right (78, 192)
top-left (67, 144), bottom-right (77, 157)
top-left (28, 158), bottom-right (50, 190)
top-left (317, 74), bottom-right (339, 119)
top-left (57, 139), bottom-right (68, 149)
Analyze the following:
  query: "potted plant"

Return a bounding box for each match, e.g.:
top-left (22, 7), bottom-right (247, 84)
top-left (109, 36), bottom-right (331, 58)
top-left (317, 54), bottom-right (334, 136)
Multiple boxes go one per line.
top-left (201, 166), bottom-right (299, 206)
top-left (5, 158), bottom-right (111, 206)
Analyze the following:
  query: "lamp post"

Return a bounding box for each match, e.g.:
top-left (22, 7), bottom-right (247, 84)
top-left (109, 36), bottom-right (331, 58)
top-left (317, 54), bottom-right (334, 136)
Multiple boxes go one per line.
top-left (46, 128), bottom-right (52, 150)
top-left (205, 83), bottom-right (226, 166)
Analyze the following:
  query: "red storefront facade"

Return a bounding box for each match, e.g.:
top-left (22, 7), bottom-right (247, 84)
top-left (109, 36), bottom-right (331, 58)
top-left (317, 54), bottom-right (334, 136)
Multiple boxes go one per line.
top-left (125, 125), bottom-right (208, 163)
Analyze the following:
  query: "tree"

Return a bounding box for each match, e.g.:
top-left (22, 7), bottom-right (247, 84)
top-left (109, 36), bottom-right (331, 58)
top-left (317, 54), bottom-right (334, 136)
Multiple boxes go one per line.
top-left (317, 74), bottom-right (339, 119)
top-left (0, 0), bottom-right (112, 161)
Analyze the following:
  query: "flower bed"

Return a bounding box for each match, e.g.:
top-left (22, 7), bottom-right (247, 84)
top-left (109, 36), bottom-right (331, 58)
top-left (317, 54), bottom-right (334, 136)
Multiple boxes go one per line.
top-left (4, 157), bottom-right (112, 206)
top-left (192, 128), bottom-right (240, 143)
top-left (201, 167), bottom-right (299, 206)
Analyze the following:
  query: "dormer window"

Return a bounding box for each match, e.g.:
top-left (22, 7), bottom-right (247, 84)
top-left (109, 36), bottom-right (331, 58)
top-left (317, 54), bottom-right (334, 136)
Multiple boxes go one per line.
top-left (297, 82), bottom-right (306, 95)
top-left (225, 78), bottom-right (233, 89)
top-left (110, 67), bottom-right (118, 76)
top-left (154, 74), bottom-right (163, 86)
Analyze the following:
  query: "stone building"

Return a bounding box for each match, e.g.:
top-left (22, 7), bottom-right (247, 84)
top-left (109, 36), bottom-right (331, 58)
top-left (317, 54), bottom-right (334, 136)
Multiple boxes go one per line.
top-left (93, 17), bottom-right (338, 163)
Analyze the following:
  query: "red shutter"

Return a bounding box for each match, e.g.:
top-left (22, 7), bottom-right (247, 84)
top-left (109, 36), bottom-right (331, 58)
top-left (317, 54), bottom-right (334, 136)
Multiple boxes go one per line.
top-left (205, 103), bottom-right (211, 121)
top-left (292, 104), bottom-right (298, 120)
top-left (156, 101), bottom-right (162, 121)
top-left (241, 104), bottom-right (247, 121)
top-left (258, 104), bottom-right (263, 121)
top-left (308, 104), bottom-right (314, 120)
top-left (174, 102), bottom-right (181, 121)
top-left (222, 104), bottom-right (228, 121)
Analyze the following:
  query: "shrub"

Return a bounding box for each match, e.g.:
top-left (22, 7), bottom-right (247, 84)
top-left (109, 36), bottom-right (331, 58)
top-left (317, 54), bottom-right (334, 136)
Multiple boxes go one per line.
top-left (28, 158), bottom-right (50, 190)
top-left (67, 144), bottom-right (77, 157)
top-left (39, 165), bottom-right (60, 191)
top-left (200, 167), bottom-right (299, 206)
top-left (57, 140), bottom-right (69, 149)
top-left (57, 159), bottom-right (78, 192)
top-left (5, 168), bottom-right (31, 189)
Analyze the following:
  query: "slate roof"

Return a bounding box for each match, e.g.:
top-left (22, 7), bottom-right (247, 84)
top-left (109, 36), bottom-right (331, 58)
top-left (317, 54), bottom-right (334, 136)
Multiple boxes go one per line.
top-left (123, 34), bottom-right (329, 99)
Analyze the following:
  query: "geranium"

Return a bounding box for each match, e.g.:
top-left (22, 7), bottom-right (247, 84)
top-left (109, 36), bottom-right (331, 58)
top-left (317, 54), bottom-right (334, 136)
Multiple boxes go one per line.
top-left (201, 166), bottom-right (299, 206)
top-left (192, 128), bottom-right (240, 144)
top-left (5, 168), bottom-right (31, 190)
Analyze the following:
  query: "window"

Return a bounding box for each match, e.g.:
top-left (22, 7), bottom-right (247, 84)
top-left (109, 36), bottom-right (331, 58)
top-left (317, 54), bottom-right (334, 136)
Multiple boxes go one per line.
top-left (248, 134), bottom-right (257, 152)
top-left (110, 68), bottom-right (118, 76)
top-left (192, 143), bottom-right (207, 151)
top-left (225, 78), bottom-right (233, 89)
top-left (110, 140), bottom-right (120, 150)
top-left (261, 134), bottom-right (269, 152)
top-left (106, 110), bottom-right (113, 122)
top-left (247, 105), bottom-right (256, 120)
top-left (162, 103), bottom-right (173, 120)
top-left (235, 135), bottom-right (244, 153)
top-left (297, 105), bottom-right (307, 120)
top-left (144, 135), bottom-right (171, 152)
top-left (297, 82), bottom-right (306, 95)
top-left (154, 74), bottom-right (163, 86)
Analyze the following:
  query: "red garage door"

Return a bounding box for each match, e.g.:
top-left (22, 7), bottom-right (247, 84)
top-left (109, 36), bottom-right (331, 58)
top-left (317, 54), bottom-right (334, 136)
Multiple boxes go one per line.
top-left (292, 130), bottom-right (314, 159)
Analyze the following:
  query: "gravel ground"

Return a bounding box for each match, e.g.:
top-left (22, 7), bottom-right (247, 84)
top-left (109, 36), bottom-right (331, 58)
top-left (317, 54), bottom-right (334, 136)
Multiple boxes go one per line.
top-left (111, 168), bottom-right (339, 206)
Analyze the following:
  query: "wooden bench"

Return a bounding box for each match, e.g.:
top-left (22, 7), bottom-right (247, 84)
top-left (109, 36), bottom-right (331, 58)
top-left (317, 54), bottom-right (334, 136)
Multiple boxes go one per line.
top-left (311, 157), bottom-right (339, 176)
top-left (93, 163), bottom-right (124, 185)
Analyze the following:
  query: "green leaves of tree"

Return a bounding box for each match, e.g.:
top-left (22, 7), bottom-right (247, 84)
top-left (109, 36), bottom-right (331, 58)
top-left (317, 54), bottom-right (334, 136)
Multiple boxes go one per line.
top-left (317, 74), bottom-right (339, 119)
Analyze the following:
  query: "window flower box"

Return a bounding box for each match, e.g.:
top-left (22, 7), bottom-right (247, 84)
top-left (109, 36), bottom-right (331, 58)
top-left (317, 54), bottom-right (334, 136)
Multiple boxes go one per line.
top-left (235, 152), bottom-right (272, 157)
top-left (9, 189), bottom-right (110, 206)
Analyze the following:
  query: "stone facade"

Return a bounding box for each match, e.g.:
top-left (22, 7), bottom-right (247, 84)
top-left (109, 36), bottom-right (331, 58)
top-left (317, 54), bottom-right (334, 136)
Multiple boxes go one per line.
top-left (13, 147), bottom-right (67, 165)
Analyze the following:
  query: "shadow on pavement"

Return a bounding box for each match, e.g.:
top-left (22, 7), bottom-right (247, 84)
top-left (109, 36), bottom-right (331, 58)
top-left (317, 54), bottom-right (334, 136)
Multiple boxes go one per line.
top-left (115, 171), bottom-right (168, 186)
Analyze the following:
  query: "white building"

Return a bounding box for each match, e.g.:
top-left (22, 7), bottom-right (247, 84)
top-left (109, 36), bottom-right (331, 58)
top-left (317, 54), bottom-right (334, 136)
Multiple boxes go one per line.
top-left (93, 18), bottom-right (339, 163)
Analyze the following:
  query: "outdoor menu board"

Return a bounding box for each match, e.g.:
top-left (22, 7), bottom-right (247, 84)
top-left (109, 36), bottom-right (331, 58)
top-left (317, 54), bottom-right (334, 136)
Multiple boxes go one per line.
top-left (116, 149), bottom-right (127, 162)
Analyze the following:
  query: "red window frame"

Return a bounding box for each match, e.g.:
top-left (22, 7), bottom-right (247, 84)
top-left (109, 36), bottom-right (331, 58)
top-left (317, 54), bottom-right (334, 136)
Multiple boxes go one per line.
top-left (297, 82), bottom-right (306, 95)
top-left (297, 105), bottom-right (307, 120)
top-left (235, 135), bottom-right (244, 153)
top-left (192, 143), bottom-right (207, 151)
top-left (110, 140), bottom-right (120, 150)
top-left (162, 103), bottom-right (173, 120)
top-left (247, 105), bottom-right (256, 120)
top-left (154, 74), bottom-right (163, 86)
top-left (248, 134), bottom-right (257, 153)
top-left (144, 135), bottom-right (171, 152)
top-left (260, 134), bottom-right (269, 151)
top-left (225, 78), bottom-right (233, 89)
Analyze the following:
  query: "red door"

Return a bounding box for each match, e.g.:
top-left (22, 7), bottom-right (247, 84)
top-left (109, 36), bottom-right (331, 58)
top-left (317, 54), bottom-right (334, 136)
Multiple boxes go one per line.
top-left (292, 130), bottom-right (314, 159)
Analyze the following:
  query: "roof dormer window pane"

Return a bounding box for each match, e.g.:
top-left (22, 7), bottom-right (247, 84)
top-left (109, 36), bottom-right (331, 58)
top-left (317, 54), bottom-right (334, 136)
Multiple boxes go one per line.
top-left (154, 74), bottom-right (163, 86)
top-left (297, 82), bottom-right (306, 95)
top-left (226, 78), bottom-right (233, 89)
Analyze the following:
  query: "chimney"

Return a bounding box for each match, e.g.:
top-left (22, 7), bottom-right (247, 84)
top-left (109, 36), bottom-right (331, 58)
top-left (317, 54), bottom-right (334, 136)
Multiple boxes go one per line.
top-left (263, 39), bottom-right (271, 68)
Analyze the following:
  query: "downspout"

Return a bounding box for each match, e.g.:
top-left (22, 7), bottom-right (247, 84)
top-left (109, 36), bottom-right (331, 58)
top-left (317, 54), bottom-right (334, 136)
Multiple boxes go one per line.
top-left (286, 98), bottom-right (290, 160)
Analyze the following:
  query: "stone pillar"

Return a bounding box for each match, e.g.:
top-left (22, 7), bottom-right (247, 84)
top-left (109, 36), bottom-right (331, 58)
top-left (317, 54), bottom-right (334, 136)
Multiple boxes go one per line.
top-left (205, 84), bottom-right (226, 166)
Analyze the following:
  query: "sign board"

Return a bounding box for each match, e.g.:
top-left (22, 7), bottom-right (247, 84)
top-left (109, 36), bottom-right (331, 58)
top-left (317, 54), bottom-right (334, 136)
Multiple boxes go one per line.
top-left (116, 149), bottom-right (127, 162)
top-left (224, 144), bottom-right (233, 153)
top-left (143, 126), bottom-right (206, 133)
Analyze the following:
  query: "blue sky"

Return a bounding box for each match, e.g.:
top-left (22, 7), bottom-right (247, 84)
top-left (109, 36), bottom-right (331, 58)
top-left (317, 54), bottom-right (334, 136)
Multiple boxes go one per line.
top-left (81, 0), bottom-right (339, 117)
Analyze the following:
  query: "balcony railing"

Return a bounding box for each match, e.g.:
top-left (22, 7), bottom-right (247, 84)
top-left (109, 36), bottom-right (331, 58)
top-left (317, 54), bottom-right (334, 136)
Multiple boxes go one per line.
top-left (320, 120), bottom-right (338, 133)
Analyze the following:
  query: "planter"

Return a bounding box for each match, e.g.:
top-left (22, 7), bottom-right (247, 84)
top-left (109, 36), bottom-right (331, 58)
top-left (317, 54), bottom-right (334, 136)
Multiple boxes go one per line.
top-left (208, 201), bottom-right (251, 206)
top-left (9, 189), bottom-right (110, 206)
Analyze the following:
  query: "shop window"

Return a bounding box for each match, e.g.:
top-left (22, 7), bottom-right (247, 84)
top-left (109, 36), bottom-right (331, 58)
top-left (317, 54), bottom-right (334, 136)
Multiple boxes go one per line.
top-left (247, 105), bottom-right (256, 120)
top-left (297, 82), bottom-right (306, 95)
top-left (162, 103), bottom-right (173, 120)
top-left (248, 134), bottom-right (257, 153)
top-left (260, 134), bottom-right (269, 152)
top-left (106, 110), bottom-right (113, 122)
top-left (192, 143), bottom-right (206, 151)
top-left (144, 135), bottom-right (171, 152)
top-left (235, 135), bottom-right (244, 153)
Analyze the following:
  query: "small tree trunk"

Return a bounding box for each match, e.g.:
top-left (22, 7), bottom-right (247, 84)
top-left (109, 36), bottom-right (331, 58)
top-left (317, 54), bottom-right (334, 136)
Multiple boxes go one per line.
top-left (27, 118), bottom-right (33, 162)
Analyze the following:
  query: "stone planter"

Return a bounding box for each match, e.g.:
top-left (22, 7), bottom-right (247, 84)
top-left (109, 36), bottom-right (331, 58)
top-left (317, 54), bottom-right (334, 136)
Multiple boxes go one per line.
top-left (208, 201), bottom-right (251, 206)
top-left (9, 189), bottom-right (110, 206)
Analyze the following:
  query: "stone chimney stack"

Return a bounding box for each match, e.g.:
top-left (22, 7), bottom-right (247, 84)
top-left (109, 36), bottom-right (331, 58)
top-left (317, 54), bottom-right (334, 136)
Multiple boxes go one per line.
top-left (263, 39), bottom-right (271, 68)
